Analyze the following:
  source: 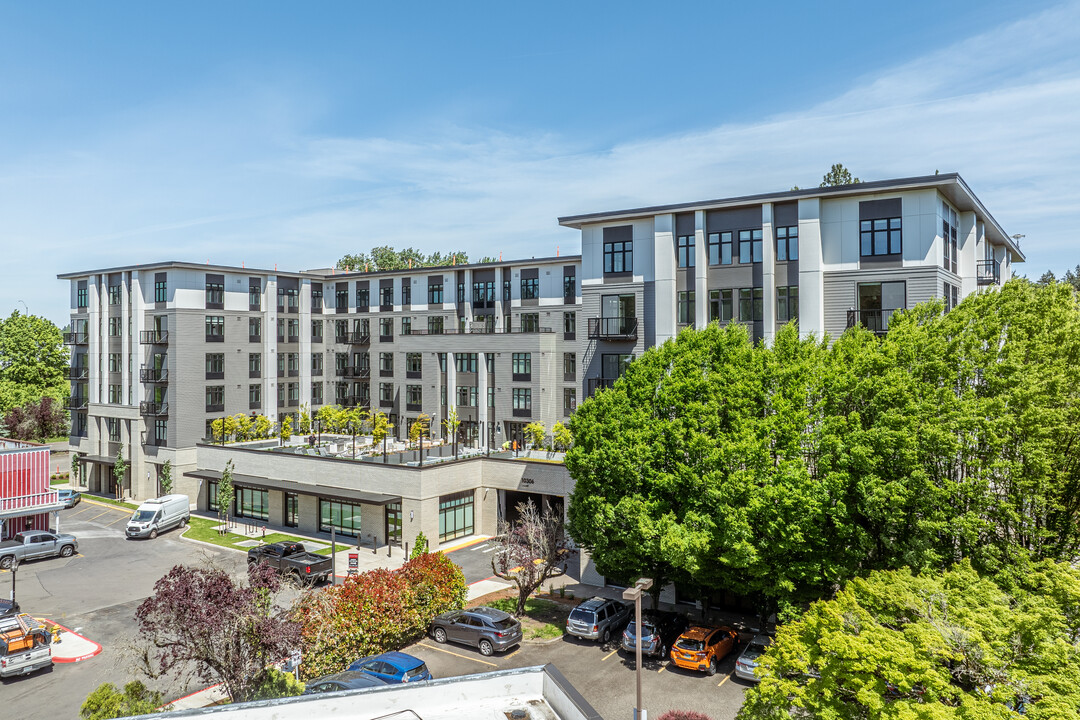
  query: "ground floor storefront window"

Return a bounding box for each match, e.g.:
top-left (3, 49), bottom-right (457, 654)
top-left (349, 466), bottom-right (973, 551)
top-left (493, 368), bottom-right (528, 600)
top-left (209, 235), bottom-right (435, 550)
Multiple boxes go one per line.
top-left (236, 487), bottom-right (269, 521)
top-left (439, 490), bottom-right (474, 543)
top-left (320, 498), bottom-right (362, 537)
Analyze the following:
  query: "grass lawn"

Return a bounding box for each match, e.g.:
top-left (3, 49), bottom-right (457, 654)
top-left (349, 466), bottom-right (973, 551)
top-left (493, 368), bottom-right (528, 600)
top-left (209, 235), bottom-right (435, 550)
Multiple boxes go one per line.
top-left (487, 596), bottom-right (570, 639)
top-left (84, 496), bottom-right (139, 510)
top-left (50, 477), bottom-right (70, 485)
top-left (181, 516), bottom-right (334, 555)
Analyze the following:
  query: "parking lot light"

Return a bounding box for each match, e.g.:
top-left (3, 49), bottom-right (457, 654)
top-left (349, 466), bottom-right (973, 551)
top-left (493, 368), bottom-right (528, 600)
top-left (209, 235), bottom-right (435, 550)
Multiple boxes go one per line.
top-left (623, 577), bottom-right (653, 720)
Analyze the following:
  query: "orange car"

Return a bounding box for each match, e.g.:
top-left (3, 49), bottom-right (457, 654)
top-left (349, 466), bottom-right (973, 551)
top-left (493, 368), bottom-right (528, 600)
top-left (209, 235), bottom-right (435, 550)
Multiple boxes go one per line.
top-left (669, 626), bottom-right (739, 675)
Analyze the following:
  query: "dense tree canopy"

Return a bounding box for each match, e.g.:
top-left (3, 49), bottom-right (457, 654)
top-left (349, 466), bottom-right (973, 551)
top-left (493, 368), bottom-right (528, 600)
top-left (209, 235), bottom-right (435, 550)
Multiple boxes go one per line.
top-left (337, 246), bottom-right (496, 272)
top-left (566, 280), bottom-right (1080, 619)
top-left (0, 310), bottom-right (69, 413)
top-left (739, 561), bottom-right (1080, 719)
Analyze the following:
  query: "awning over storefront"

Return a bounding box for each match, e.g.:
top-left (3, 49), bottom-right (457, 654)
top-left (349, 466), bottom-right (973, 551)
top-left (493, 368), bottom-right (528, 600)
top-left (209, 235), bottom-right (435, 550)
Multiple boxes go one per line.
top-left (81, 454), bottom-right (116, 466)
top-left (184, 469), bottom-right (401, 506)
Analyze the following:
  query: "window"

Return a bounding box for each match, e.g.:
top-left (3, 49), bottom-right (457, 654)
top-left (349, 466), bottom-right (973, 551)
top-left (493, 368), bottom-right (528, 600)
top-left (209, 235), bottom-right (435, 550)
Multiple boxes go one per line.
top-left (277, 384), bottom-right (286, 404)
top-left (279, 287), bottom-right (298, 311)
top-left (248, 282), bottom-right (261, 309)
top-left (108, 384), bottom-right (122, 404)
top-left (406, 385), bottom-right (422, 407)
top-left (678, 291), bottom-right (695, 325)
top-left (512, 353), bottom-right (531, 379)
top-left (155, 279), bottom-right (167, 303)
top-left (311, 287), bottom-right (322, 310)
top-left (942, 202), bottom-right (958, 274)
top-left (944, 281), bottom-right (960, 312)
top-left (107, 417), bottom-right (121, 441)
top-left (738, 289), bottom-right (754, 322)
top-left (235, 487), bottom-right (269, 521)
top-left (457, 282), bottom-right (466, 305)
top-left (520, 313), bottom-right (540, 333)
top-left (108, 317), bottom-right (122, 336)
top-left (457, 386), bottom-right (478, 407)
top-left (455, 353), bottom-right (478, 373)
top-left (379, 383), bottom-right (394, 403)
top-left (777, 286), bottom-right (799, 323)
top-left (601, 353), bottom-right (633, 380)
top-left (776, 226), bottom-right (799, 261)
top-left (311, 382), bottom-right (323, 405)
top-left (563, 312), bottom-right (576, 335)
top-left (401, 317), bottom-right (412, 335)
top-left (503, 279), bottom-right (511, 301)
top-left (738, 229), bottom-right (763, 263)
top-left (249, 317), bottom-right (261, 341)
top-left (277, 318), bottom-right (286, 341)
top-left (320, 498), bottom-right (362, 537)
top-left (312, 353), bottom-right (323, 375)
top-left (438, 491), bottom-right (474, 542)
top-left (677, 235), bottom-right (695, 267)
top-left (512, 388), bottom-right (532, 411)
top-left (206, 385), bottom-right (224, 411)
top-left (604, 238), bottom-right (633, 273)
top-left (205, 316), bottom-right (224, 341)
top-left (205, 353), bottom-right (224, 378)
top-left (154, 419), bottom-right (167, 446)
top-left (108, 353), bottom-right (121, 373)
top-left (336, 287), bottom-right (348, 310)
top-left (564, 388), bottom-right (576, 415)
top-left (312, 319), bottom-right (323, 341)
top-left (249, 384), bottom-right (261, 404)
top-left (563, 274), bottom-right (576, 300)
top-left (406, 353), bottom-right (422, 374)
top-left (521, 277), bottom-right (539, 299)
top-left (379, 352), bottom-right (394, 374)
top-left (438, 353), bottom-right (446, 372)
top-left (206, 281), bottom-right (224, 307)
top-left (287, 353), bottom-right (299, 373)
top-left (563, 352), bottom-right (576, 380)
top-left (77, 286), bottom-right (88, 308)
top-left (287, 318), bottom-right (299, 341)
top-left (428, 316), bottom-right (444, 334)
top-left (710, 289), bottom-right (733, 322)
top-left (378, 286), bottom-right (392, 307)
top-left (707, 232), bottom-right (731, 266)
top-left (108, 285), bottom-right (122, 305)
top-left (857, 281), bottom-right (906, 332)
top-left (288, 382), bottom-right (299, 403)
top-left (860, 217), bottom-right (903, 256)
top-left (429, 282), bottom-right (443, 304)
top-left (357, 287), bottom-right (370, 309)
top-left (402, 283), bottom-right (411, 306)
top-left (379, 317), bottom-right (393, 340)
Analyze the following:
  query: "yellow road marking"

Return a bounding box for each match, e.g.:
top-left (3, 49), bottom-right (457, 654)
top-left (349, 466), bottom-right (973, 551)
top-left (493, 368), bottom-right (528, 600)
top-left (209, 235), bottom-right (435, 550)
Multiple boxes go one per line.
top-left (657, 664), bottom-right (666, 674)
top-left (502, 648), bottom-right (520, 661)
top-left (601, 649), bottom-right (619, 662)
top-left (418, 643), bottom-right (497, 667)
top-left (718, 675), bottom-right (730, 688)
top-left (85, 510), bottom-right (115, 522)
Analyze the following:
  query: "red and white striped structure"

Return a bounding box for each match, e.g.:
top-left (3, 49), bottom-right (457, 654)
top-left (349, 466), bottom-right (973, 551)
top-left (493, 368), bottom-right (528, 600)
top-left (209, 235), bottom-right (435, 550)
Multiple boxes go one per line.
top-left (0, 438), bottom-right (60, 539)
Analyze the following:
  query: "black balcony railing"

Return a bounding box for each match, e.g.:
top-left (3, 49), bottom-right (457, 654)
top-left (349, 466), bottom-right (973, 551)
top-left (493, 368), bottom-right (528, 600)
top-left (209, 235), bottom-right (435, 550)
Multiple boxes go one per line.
top-left (63, 332), bottom-right (88, 345)
top-left (139, 330), bottom-right (169, 345)
top-left (139, 401), bottom-right (169, 416)
top-left (344, 367), bottom-right (370, 379)
top-left (67, 397), bottom-right (89, 411)
top-left (588, 317), bottom-right (638, 340)
top-left (977, 259), bottom-right (1001, 285)
top-left (845, 308), bottom-right (899, 336)
top-left (139, 368), bottom-right (168, 383)
top-left (345, 332), bottom-right (371, 345)
top-left (586, 377), bottom-right (617, 396)
top-left (67, 367), bottom-right (89, 380)
top-left (342, 395), bottom-right (368, 408)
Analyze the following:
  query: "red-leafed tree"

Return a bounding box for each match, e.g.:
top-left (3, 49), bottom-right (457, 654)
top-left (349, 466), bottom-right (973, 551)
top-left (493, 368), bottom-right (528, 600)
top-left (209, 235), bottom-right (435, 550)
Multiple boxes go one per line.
top-left (491, 499), bottom-right (570, 616)
top-left (2, 396), bottom-right (66, 441)
top-left (134, 563), bottom-right (300, 703)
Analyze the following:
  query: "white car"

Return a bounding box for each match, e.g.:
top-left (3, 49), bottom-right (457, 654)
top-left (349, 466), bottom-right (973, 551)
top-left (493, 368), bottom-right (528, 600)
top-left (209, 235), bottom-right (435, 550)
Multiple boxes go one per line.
top-left (734, 634), bottom-right (772, 682)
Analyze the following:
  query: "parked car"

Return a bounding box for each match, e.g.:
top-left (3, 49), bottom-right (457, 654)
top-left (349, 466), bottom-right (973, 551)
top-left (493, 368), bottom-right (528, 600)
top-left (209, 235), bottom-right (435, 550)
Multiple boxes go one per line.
top-left (669, 626), bottom-right (739, 676)
top-left (348, 651), bottom-right (432, 683)
top-left (734, 634), bottom-right (772, 681)
top-left (620, 611), bottom-right (689, 658)
top-left (57, 489), bottom-right (81, 508)
top-left (0, 613), bottom-right (53, 677)
top-left (0, 599), bottom-right (19, 619)
top-left (0, 531), bottom-right (78, 569)
top-left (126, 494), bottom-right (190, 539)
top-left (247, 541), bottom-right (332, 585)
top-left (566, 597), bottom-right (632, 643)
top-left (302, 670), bottom-right (389, 695)
top-left (430, 606), bottom-right (523, 656)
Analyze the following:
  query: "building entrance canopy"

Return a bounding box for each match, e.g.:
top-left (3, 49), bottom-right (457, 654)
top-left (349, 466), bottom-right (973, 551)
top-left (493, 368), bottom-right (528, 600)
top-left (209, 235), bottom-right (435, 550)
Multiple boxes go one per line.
top-left (184, 469), bottom-right (401, 506)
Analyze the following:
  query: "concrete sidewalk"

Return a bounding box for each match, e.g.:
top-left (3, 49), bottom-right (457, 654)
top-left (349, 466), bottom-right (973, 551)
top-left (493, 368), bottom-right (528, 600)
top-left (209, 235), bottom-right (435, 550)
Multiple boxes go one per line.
top-left (37, 618), bottom-right (102, 663)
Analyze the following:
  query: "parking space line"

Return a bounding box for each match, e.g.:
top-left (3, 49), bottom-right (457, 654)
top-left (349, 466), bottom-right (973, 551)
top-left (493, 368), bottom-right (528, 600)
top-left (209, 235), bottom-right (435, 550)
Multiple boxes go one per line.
top-left (417, 643), bottom-right (498, 667)
top-left (601, 649), bottom-right (619, 662)
top-left (502, 648), bottom-right (520, 661)
top-left (657, 664), bottom-right (666, 673)
top-left (718, 675), bottom-right (731, 687)
top-left (85, 510), bottom-right (116, 523)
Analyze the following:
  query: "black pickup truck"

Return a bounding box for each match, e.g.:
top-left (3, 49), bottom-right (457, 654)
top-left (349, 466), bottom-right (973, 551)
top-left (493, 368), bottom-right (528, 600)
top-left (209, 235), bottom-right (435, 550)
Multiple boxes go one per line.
top-left (247, 541), bottom-right (332, 585)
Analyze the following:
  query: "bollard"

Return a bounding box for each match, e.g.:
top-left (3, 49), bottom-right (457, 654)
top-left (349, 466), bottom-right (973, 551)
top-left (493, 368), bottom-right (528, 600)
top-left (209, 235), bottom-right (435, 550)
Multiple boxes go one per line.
top-left (405, 542), bottom-right (409, 558)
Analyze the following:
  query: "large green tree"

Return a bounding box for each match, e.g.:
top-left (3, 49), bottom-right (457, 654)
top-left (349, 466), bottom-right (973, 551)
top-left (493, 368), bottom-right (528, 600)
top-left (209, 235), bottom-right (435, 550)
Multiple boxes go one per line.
top-left (820, 163), bottom-right (861, 187)
top-left (739, 561), bottom-right (1080, 720)
top-left (336, 246), bottom-right (484, 272)
top-left (0, 310), bottom-right (69, 413)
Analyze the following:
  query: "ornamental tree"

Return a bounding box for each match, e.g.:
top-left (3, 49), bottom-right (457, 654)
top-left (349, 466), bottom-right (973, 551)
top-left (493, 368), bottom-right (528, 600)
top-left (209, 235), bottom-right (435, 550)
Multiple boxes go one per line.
top-left (491, 499), bottom-right (570, 616)
top-left (524, 421), bottom-right (546, 449)
top-left (135, 562), bottom-right (300, 704)
top-left (159, 460), bottom-right (172, 495)
top-left (217, 459), bottom-right (234, 529)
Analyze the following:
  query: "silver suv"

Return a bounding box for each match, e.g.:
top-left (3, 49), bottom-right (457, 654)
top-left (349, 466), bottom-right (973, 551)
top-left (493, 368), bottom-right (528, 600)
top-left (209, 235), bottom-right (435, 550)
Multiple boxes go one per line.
top-left (565, 597), bottom-right (631, 643)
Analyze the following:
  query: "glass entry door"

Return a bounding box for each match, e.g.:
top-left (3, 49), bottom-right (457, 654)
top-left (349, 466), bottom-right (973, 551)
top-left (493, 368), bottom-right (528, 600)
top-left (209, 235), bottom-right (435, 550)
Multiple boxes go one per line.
top-left (385, 502), bottom-right (402, 545)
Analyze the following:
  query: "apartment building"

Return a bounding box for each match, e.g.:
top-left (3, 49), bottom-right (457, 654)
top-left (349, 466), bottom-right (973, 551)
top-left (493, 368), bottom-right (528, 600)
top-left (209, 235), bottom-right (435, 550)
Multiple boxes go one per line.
top-left (561, 173), bottom-right (1023, 393)
top-left (58, 257), bottom-right (582, 501)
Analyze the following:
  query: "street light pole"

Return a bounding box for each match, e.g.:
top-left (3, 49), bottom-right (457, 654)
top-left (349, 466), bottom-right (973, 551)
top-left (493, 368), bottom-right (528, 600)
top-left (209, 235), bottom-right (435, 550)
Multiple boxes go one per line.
top-left (623, 577), bottom-right (654, 720)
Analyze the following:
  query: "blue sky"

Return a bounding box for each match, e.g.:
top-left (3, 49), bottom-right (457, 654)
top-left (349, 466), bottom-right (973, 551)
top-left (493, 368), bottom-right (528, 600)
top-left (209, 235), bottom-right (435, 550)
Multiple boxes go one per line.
top-left (2, 1), bottom-right (1078, 323)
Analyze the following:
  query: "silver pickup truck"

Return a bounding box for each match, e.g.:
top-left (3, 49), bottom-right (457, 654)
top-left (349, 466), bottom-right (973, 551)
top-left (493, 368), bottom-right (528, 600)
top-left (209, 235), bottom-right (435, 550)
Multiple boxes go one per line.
top-left (0, 531), bottom-right (79, 569)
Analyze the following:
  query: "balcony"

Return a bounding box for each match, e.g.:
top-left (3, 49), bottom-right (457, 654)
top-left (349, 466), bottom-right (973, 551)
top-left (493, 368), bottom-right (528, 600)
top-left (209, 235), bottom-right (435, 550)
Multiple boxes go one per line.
top-left (977, 259), bottom-right (1001, 286)
top-left (512, 407), bottom-right (532, 418)
top-left (139, 401), bottom-right (169, 416)
top-left (140, 330), bottom-right (169, 345)
top-left (139, 368), bottom-right (168, 383)
top-left (845, 308), bottom-right (898, 336)
top-left (586, 378), bottom-right (617, 396)
top-left (345, 332), bottom-right (371, 345)
top-left (343, 395), bottom-right (368, 409)
top-left (67, 397), bottom-right (89, 411)
top-left (588, 317), bottom-right (638, 341)
top-left (63, 332), bottom-right (88, 345)
top-left (67, 367), bottom-right (89, 380)
top-left (343, 367), bottom-right (370, 379)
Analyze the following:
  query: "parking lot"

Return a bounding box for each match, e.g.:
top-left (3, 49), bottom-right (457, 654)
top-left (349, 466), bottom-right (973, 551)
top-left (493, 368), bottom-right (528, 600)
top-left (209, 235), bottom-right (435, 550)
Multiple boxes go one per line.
top-left (1, 499), bottom-right (244, 720)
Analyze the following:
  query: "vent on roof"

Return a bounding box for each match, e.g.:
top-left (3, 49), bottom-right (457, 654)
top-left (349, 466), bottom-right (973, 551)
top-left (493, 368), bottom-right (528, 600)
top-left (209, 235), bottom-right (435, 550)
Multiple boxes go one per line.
top-left (505, 710), bottom-right (529, 720)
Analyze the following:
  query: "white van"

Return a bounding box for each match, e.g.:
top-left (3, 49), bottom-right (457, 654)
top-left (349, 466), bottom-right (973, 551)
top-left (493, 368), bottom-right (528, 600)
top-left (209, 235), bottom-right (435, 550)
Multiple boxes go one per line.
top-left (126, 494), bottom-right (190, 539)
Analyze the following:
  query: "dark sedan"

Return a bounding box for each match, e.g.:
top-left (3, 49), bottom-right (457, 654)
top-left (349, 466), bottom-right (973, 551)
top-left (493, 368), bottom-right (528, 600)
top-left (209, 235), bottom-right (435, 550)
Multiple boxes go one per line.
top-left (430, 606), bottom-right (523, 656)
top-left (302, 670), bottom-right (389, 695)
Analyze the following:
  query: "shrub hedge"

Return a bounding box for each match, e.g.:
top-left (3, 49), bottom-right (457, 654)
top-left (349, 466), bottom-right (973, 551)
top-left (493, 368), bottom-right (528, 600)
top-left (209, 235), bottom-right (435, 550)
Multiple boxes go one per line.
top-left (294, 551), bottom-right (467, 679)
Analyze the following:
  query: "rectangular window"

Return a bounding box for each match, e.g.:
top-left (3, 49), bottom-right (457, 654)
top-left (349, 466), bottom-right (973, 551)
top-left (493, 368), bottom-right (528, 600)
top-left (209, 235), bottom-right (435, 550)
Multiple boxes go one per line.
top-left (155, 279), bottom-right (167, 303)
top-left (942, 202), bottom-right (959, 274)
top-left (503, 279), bottom-right (511, 301)
top-left (776, 226), bottom-right (799, 261)
top-left (709, 289), bottom-right (733, 322)
top-left (512, 388), bottom-right (532, 411)
top-left (107, 417), bottom-right (121, 441)
top-left (205, 281), bottom-right (224, 307)
top-left (520, 277), bottom-right (539, 300)
top-left (402, 282), bottom-right (411, 306)
top-left (456, 385), bottom-right (478, 407)
top-left (563, 312), bottom-right (576, 335)
top-left (457, 282), bottom-right (466, 305)
top-left (427, 316), bottom-right (444, 334)
top-left (288, 382), bottom-right (299, 403)
top-left (563, 352), bottom-right (576, 380)
top-left (319, 498), bottom-right (362, 537)
top-left (108, 353), bottom-right (121, 373)
top-left (379, 352), bottom-right (393, 374)
top-left (286, 318), bottom-right (299, 341)
top-left (108, 384), bottom-right (122, 404)
top-left (777, 286), bottom-right (799, 323)
top-left (277, 318), bottom-right (286, 342)
top-left (406, 353), bottom-right (422, 374)
top-left (604, 239), bottom-right (633, 273)
top-left (428, 282), bottom-right (443, 304)
top-left (311, 287), bottom-right (322, 310)
top-left (520, 313), bottom-right (540, 333)
top-left (677, 235), bottom-right (695, 268)
top-left (857, 281), bottom-right (906, 332)
top-left (738, 229), bottom-right (763, 263)
top-left (379, 382), bottom-right (394, 404)
top-left (249, 384), bottom-right (261, 405)
top-left (205, 316), bottom-right (224, 341)
top-left (563, 274), bottom-right (576, 300)
top-left (77, 286), bottom-right (89, 308)
top-left (205, 353), bottom-right (224, 379)
top-left (336, 287), bottom-right (348, 310)
top-left (249, 317), bottom-right (261, 341)
top-left (401, 317), bottom-right (412, 335)
top-left (108, 285), bottom-right (122, 305)
top-left (311, 353), bottom-right (323, 375)
top-left (379, 317), bottom-right (393, 340)
top-left (206, 385), bottom-right (224, 411)
top-left (154, 418), bottom-right (167, 446)
top-left (379, 285), bottom-right (393, 308)
top-left (438, 491), bottom-right (474, 543)
top-left (455, 353), bottom-right (478, 373)
top-left (739, 288), bottom-right (752, 322)
top-left (739, 230), bottom-right (752, 264)
top-left (512, 352), bottom-right (531, 379)
top-left (311, 382), bottom-right (323, 405)
top-left (249, 282), bottom-right (261, 309)
top-left (677, 291), bottom-right (695, 325)
top-left (312, 319), bottom-right (323, 341)
top-left (236, 487), bottom-right (269, 521)
top-left (564, 388), bottom-right (576, 415)
top-left (357, 287), bottom-right (370, 309)
top-left (108, 317), bottom-right (122, 336)
top-left (601, 353), bottom-right (633, 380)
top-left (406, 384), bottom-right (422, 407)
top-left (860, 217), bottom-right (903, 256)
top-left (287, 353), bottom-right (299, 373)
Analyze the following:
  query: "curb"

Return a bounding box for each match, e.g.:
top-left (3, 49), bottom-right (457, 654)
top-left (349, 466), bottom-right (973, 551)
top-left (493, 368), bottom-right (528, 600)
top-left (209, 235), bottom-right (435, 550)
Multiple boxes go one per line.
top-left (43, 619), bottom-right (103, 663)
top-left (524, 634), bottom-right (566, 646)
top-left (179, 533), bottom-right (248, 554)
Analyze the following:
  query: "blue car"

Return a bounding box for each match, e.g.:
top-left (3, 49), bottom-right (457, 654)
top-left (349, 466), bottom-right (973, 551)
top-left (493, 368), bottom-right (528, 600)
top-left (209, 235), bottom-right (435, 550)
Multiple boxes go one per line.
top-left (57, 489), bottom-right (81, 508)
top-left (347, 651), bottom-right (432, 683)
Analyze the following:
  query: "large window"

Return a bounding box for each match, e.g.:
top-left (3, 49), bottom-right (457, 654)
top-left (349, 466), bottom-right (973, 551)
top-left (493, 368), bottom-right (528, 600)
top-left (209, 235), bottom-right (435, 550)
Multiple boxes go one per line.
top-left (77, 286), bottom-right (89, 308)
top-left (311, 382), bottom-right (323, 405)
top-left (601, 353), bottom-right (633, 380)
top-left (236, 487), bottom-right (268, 521)
top-left (206, 385), bottom-right (224, 411)
top-left (401, 317), bottom-right (412, 335)
top-left (428, 316), bottom-right (444, 334)
top-left (380, 286), bottom-right (393, 307)
top-left (249, 384), bottom-right (261, 405)
top-left (108, 285), bottom-right (122, 305)
top-left (439, 491), bottom-right (474, 543)
top-left (457, 385), bottom-right (478, 407)
top-left (707, 231), bottom-right (733, 266)
top-left (402, 283), bottom-right (411, 305)
top-left (942, 202), bottom-right (958, 274)
top-left (563, 352), bottom-right (576, 379)
top-left (406, 353), bottom-right (422, 374)
top-left (429, 282), bottom-right (444, 304)
top-left (379, 352), bottom-right (394, 374)
top-left (320, 498), bottom-right (362, 537)
top-left (857, 281), bottom-right (906, 332)
top-left (356, 287), bottom-right (370, 309)
top-left (310, 287), bottom-right (321, 310)
top-left (861, 217), bottom-right (903, 256)
top-left (564, 388), bottom-right (576, 415)
top-left (206, 281), bottom-right (224, 307)
top-left (603, 238), bottom-right (633, 273)
top-left (776, 226), bottom-right (799, 261)
top-left (205, 315), bottom-right (224, 341)
top-left (155, 279), bottom-right (167, 303)
top-left (777, 286), bottom-right (799, 323)
top-left (109, 317), bottom-right (122, 336)
top-left (455, 353), bottom-right (478, 373)
top-left (312, 319), bottom-right (323, 341)
top-left (738, 288), bottom-right (764, 322)
top-left (249, 317), bottom-right (261, 341)
top-left (944, 281), bottom-right (960, 312)
top-left (519, 313), bottom-right (540, 333)
top-left (406, 385), bottom-right (422, 407)
top-left (738, 229), bottom-right (763, 263)
top-left (336, 287), bottom-right (348, 310)
top-left (563, 311), bottom-right (576, 335)
top-left (678, 291), bottom-right (695, 325)
top-left (512, 353), bottom-right (531, 378)
top-left (379, 382), bottom-right (394, 403)
top-left (512, 388), bottom-right (532, 411)
top-left (710, 289), bottom-right (733, 322)
top-left (520, 277), bottom-right (539, 300)
top-left (205, 353), bottom-right (224, 379)
top-left (677, 235), bottom-right (695, 268)
top-left (379, 317), bottom-right (393, 340)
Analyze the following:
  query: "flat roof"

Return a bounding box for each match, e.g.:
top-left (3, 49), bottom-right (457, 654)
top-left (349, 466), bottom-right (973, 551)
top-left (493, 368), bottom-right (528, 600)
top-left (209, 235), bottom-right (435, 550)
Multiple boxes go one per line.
top-left (557, 173), bottom-right (1024, 260)
top-left (183, 469), bottom-right (401, 506)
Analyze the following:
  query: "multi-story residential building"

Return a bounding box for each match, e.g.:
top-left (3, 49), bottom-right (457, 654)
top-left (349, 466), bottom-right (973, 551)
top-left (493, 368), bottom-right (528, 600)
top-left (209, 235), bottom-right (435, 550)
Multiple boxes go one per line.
top-left (58, 257), bottom-right (581, 502)
top-left (560, 173), bottom-right (1022, 394)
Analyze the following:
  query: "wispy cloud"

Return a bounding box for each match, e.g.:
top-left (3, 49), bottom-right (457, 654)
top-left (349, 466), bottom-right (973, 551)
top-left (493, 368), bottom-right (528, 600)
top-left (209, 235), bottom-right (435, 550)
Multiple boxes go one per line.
top-left (2, 2), bottom-right (1079, 321)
